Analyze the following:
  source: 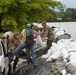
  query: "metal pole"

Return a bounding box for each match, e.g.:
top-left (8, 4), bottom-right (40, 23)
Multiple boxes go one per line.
top-left (57, 18), bottom-right (62, 28)
top-left (7, 35), bottom-right (9, 50)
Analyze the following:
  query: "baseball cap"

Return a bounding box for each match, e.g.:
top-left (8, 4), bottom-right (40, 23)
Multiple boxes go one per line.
top-left (26, 23), bottom-right (31, 27)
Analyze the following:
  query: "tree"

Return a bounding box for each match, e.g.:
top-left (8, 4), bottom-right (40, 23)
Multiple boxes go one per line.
top-left (0, 0), bottom-right (62, 33)
top-left (55, 4), bottom-right (66, 21)
top-left (65, 8), bottom-right (76, 21)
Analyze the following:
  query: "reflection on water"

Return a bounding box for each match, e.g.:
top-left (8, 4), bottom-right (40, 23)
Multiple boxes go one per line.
top-left (46, 22), bottom-right (76, 41)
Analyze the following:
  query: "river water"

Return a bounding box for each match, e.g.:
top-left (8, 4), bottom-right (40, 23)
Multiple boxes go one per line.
top-left (46, 22), bottom-right (76, 41)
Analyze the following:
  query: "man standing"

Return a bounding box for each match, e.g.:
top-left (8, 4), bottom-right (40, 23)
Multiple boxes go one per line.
top-left (41, 22), bottom-right (55, 50)
top-left (19, 26), bottom-right (34, 65)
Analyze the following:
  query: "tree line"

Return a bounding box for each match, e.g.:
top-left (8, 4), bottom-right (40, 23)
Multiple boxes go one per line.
top-left (56, 8), bottom-right (76, 22)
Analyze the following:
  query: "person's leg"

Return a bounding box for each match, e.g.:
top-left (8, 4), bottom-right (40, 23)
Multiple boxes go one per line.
top-left (47, 35), bottom-right (55, 51)
top-left (29, 45), bottom-right (37, 65)
top-left (13, 56), bottom-right (19, 72)
top-left (13, 43), bottom-right (28, 55)
top-left (47, 39), bottom-right (52, 50)
top-left (5, 43), bottom-right (28, 60)
top-left (26, 48), bottom-right (32, 65)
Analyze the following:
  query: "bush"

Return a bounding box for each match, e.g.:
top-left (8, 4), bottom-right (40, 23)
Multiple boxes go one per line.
top-left (0, 33), bottom-right (3, 38)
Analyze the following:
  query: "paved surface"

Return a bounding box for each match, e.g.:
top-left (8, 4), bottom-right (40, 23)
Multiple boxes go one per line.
top-left (12, 57), bottom-right (65, 75)
top-left (11, 46), bottom-right (65, 75)
top-left (13, 58), bottom-right (53, 75)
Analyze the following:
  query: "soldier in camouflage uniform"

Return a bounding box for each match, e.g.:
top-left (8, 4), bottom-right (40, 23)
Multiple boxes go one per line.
top-left (41, 22), bottom-right (55, 50)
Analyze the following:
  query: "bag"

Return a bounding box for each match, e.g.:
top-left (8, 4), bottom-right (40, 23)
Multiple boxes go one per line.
top-left (25, 29), bottom-right (34, 45)
top-left (36, 35), bottom-right (46, 47)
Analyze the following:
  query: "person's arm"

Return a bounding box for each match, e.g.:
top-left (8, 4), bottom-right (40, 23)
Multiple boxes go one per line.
top-left (33, 30), bottom-right (44, 35)
top-left (18, 34), bottom-right (22, 40)
top-left (42, 31), bottom-right (48, 42)
top-left (13, 34), bottom-right (21, 44)
top-left (42, 26), bottom-right (48, 42)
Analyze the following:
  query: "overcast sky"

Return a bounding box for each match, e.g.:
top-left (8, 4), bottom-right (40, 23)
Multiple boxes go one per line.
top-left (55, 0), bottom-right (76, 9)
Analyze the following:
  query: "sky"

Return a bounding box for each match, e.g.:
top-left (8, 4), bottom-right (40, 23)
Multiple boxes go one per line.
top-left (55, 0), bottom-right (76, 9)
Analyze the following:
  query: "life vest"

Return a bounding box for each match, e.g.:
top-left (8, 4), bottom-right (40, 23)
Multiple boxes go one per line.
top-left (21, 29), bottom-right (26, 43)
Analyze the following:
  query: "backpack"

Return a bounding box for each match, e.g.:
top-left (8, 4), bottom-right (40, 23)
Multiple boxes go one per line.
top-left (25, 29), bottom-right (34, 45)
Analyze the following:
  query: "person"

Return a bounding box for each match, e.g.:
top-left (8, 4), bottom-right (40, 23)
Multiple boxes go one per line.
top-left (2, 31), bottom-right (20, 72)
top-left (19, 28), bottom-right (26, 43)
top-left (41, 22), bottom-right (55, 50)
top-left (6, 23), bottom-right (41, 67)
top-left (2, 31), bottom-right (18, 50)
top-left (18, 27), bottom-right (33, 65)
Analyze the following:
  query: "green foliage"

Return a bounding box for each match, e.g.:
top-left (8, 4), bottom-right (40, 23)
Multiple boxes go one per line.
top-left (1, 15), bottom-right (17, 30)
top-left (0, 0), bottom-right (62, 33)
top-left (33, 25), bottom-right (39, 31)
top-left (56, 8), bottom-right (76, 21)
top-left (65, 8), bottom-right (76, 21)
top-left (0, 33), bottom-right (3, 37)
top-left (0, 7), bottom-right (2, 13)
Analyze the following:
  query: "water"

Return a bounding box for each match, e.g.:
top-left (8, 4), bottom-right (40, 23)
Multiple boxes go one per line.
top-left (46, 22), bottom-right (76, 41)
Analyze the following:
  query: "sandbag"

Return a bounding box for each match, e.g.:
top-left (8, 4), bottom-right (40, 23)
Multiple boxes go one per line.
top-left (36, 35), bottom-right (46, 47)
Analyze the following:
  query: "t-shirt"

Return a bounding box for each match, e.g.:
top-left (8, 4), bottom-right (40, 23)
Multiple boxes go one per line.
top-left (44, 26), bottom-right (54, 39)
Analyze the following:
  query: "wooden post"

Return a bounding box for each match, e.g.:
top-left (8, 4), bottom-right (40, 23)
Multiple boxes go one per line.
top-left (7, 35), bottom-right (9, 51)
